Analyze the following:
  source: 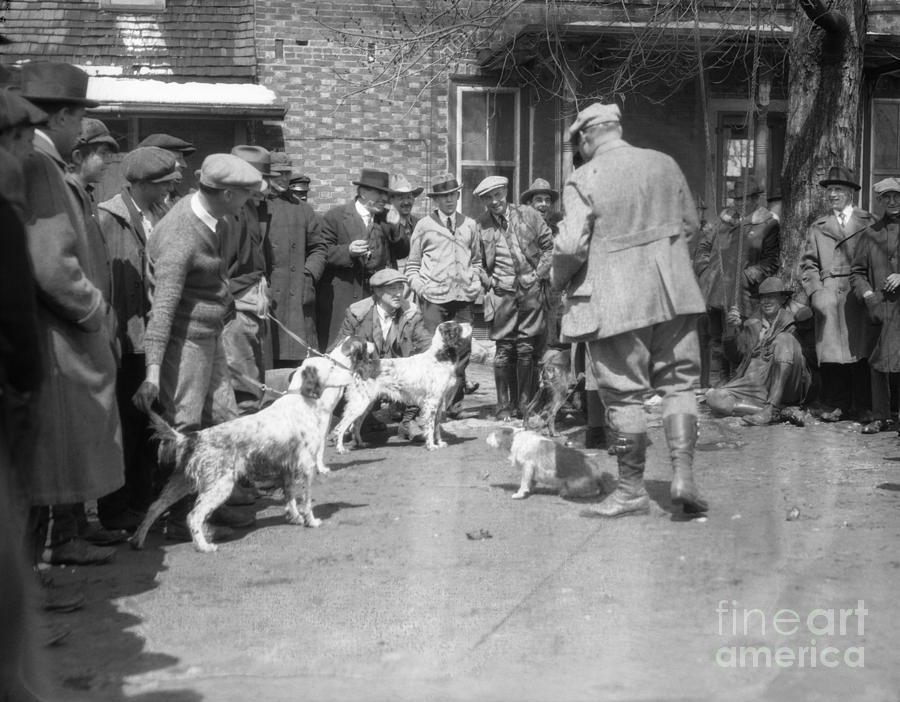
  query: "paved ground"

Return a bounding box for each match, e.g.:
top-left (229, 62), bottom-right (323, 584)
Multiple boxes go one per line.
top-left (34, 362), bottom-right (900, 701)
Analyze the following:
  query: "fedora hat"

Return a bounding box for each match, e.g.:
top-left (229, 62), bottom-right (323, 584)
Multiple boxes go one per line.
top-left (231, 145), bottom-right (276, 177)
top-left (730, 175), bottom-right (764, 198)
top-left (754, 277), bottom-right (792, 298)
top-left (520, 178), bottom-right (558, 204)
top-left (819, 165), bottom-right (860, 191)
top-left (427, 173), bottom-right (462, 197)
top-left (389, 173), bottom-right (423, 197)
top-left (20, 62), bottom-right (99, 108)
top-left (352, 168), bottom-right (391, 193)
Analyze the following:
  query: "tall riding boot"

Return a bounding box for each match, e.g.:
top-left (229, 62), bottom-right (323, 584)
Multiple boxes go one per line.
top-left (516, 356), bottom-right (535, 418)
top-left (663, 414), bottom-right (708, 514)
top-left (494, 364), bottom-right (515, 421)
top-left (743, 362), bottom-right (789, 426)
top-left (583, 433), bottom-right (650, 518)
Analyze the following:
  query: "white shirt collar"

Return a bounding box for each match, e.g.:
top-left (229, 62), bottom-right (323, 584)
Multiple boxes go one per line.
top-left (355, 199), bottom-right (372, 226)
top-left (835, 204), bottom-right (854, 221)
top-left (191, 192), bottom-right (219, 233)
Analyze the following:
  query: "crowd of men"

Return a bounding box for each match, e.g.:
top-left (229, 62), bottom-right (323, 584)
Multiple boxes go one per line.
top-left (2, 58), bottom-right (900, 697)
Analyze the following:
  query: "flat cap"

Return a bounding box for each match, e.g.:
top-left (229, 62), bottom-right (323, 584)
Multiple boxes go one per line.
top-left (269, 151), bottom-right (292, 173)
top-left (122, 146), bottom-right (180, 184)
top-left (138, 133), bottom-right (196, 155)
top-left (198, 153), bottom-right (266, 192)
top-left (20, 62), bottom-right (99, 107)
top-left (473, 175), bottom-right (509, 197)
top-left (369, 268), bottom-right (408, 288)
top-left (78, 118), bottom-right (119, 151)
top-left (231, 145), bottom-right (276, 177)
top-left (0, 89), bottom-right (48, 131)
top-left (874, 177), bottom-right (900, 195)
top-left (566, 103), bottom-right (621, 141)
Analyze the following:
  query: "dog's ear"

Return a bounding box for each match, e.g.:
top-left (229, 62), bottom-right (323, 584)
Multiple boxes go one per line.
top-left (438, 321), bottom-right (460, 348)
top-left (299, 364), bottom-right (324, 399)
top-left (340, 336), bottom-right (367, 365)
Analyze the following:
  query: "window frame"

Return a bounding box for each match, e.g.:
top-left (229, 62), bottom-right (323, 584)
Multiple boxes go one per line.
top-left (98, 0), bottom-right (166, 11)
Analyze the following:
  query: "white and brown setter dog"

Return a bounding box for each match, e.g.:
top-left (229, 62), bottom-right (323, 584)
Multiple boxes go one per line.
top-left (130, 356), bottom-right (358, 553)
top-left (332, 320), bottom-right (471, 453)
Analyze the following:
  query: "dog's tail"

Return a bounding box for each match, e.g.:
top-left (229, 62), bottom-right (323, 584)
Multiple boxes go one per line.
top-left (147, 410), bottom-right (188, 467)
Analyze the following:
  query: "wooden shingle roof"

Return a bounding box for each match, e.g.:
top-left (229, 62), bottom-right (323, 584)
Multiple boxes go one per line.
top-left (3, 0), bottom-right (257, 80)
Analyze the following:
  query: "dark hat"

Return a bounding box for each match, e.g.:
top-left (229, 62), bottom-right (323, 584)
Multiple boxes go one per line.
top-left (290, 173), bottom-right (311, 189)
top-left (78, 117), bottom-right (119, 151)
top-left (819, 165), bottom-right (861, 191)
top-left (0, 89), bottom-right (48, 131)
top-left (755, 277), bottom-right (792, 297)
top-left (389, 173), bottom-right (423, 197)
top-left (198, 153), bottom-right (266, 192)
top-left (520, 178), bottom-right (558, 204)
top-left (231, 145), bottom-right (276, 177)
top-left (352, 168), bottom-right (392, 193)
top-left (369, 268), bottom-right (408, 288)
top-left (137, 133), bottom-right (196, 155)
top-left (730, 176), bottom-right (764, 198)
top-left (20, 62), bottom-right (99, 108)
top-left (427, 172), bottom-right (462, 197)
top-left (122, 146), bottom-right (180, 184)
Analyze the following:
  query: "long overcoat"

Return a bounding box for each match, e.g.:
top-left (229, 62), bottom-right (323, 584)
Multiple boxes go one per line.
top-left (315, 201), bottom-right (404, 350)
top-left (800, 207), bottom-right (877, 364)
top-left (262, 192), bottom-right (328, 358)
top-left (552, 139), bottom-right (706, 341)
top-left (23, 134), bottom-right (124, 504)
top-left (850, 217), bottom-right (900, 373)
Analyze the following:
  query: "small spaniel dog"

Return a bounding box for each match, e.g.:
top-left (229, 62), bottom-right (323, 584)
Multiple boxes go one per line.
top-left (487, 426), bottom-right (601, 500)
top-left (286, 336), bottom-right (376, 474)
top-left (130, 356), bottom-right (357, 553)
top-left (332, 320), bottom-right (471, 453)
top-left (522, 347), bottom-right (583, 436)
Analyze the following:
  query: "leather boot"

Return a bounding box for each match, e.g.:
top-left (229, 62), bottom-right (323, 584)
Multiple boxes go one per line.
top-left (743, 362), bottom-right (789, 426)
top-left (516, 356), bottom-right (535, 418)
top-left (582, 433), bottom-right (650, 518)
top-left (494, 364), bottom-right (515, 421)
top-left (664, 414), bottom-right (708, 514)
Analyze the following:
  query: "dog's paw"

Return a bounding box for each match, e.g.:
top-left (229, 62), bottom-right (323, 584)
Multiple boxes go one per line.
top-left (194, 542), bottom-right (218, 553)
top-left (334, 444), bottom-right (349, 455)
top-left (511, 490), bottom-right (529, 500)
top-left (128, 535), bottom-right (144, 551)
top-left (305, 516), bottom-right (322, 528)
top-left (436, 440), bottom-right (448, 449)
top-left (317, 464), bottom-right (331, 475)
top-left (285, 512), bottom-right (305, 525)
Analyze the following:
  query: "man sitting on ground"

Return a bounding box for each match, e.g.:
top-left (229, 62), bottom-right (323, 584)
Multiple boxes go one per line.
top-left (337, 268), bottom-right (432, 441)
top-left (706, 277), bottom-right (813, 426)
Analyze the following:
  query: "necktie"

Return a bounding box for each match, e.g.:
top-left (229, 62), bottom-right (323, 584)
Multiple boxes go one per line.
top-left (838, 212), bottom-right (846, 228)
top-left (446, 216), bottom-right (453, 232)
top-left (384, 311), bottom-right (400, 356)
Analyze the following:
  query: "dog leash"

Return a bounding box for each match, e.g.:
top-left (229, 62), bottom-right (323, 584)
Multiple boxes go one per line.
top-left (267, 313), bottom-right (353, 372)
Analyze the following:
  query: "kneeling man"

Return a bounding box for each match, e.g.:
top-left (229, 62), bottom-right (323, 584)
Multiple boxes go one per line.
top-left (706, 277), bottom-right (813, 426)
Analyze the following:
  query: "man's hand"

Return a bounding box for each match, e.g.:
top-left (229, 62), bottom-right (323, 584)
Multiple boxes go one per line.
top-left (348, 240), bottom-right (371, 258)
top-left (883, 273), bottom-right (900, 294)
top-left (133, 364), bottom-right (161, 415)
top-left (726, 307), bottom-right (742, 327)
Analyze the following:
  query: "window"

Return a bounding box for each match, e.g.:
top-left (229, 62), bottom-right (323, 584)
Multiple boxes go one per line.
top-left (716, 111), bottom-right (785, 208)
top-left (99, 0), bottom-right (165, 11)
top-left (872, 99), bottom-right (900, 214)
top-left (456, 86), bottom-right (519, 217)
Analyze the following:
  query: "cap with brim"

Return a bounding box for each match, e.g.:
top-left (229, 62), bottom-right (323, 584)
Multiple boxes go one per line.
top-left (427, 173), bottom-right (462, 197)
top-left (0, 89), bottom-right (48, 131)
top-left (473, 175), bottom-right (509, 198)
top-left (198, 153), bottom-right (265, 191)
top-left (520, 178), bottom-right (558, 204)
top-left (78, 117), bottom-right (119, 151)
top-left (369, 268), bottom-right (407, 288)
top-left (290, 173), bottom-right (311, 190)
top-left (819, 165), bottom-right (861, 191)
top-left (20, 62), bottom-right (99, 108)
top-left (137, 133), bottom-right (196, 155)
top-left (269, 151), bottom-right (292, 173)
top-left (874, 177), bottom-right (900, 195)
top-left (352, 168), bottom-right (392, 193)
top-left (566, 103), bottom-right (621, 141)
top-left (231, 145), bottom-right (276, 177)
top-left (754, 277), bottom-right (792, 297)
top-left (390, 173), bottom-right (423, 197)
top-left (730, 176), bottom-right (764, 198)
top-left (123, 146), bottom-right (180, 184)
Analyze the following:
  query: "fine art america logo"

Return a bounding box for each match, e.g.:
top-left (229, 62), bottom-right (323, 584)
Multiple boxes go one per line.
top-left (715, 600), bottom-right (867, 668)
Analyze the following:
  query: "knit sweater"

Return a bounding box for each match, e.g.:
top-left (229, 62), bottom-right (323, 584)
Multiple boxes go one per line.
top-left (144, 194), bottom-right (230, 366)
top-left (405, 211), bottom-right (483, 304)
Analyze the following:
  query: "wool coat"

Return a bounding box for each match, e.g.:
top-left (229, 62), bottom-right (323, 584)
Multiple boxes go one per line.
top-left (23, 133), bottom-right (124, 504)
top-left (800, 207), bottom-right (877, 364)
top-left (337, 297), bottom-right (431, 358)
top-left (552, 138), bottom-right (706, 342)
top-left (315, 201), bottom-right (406, 350)
top-left (262, 191), bottom-right (328, 358)
top-left (850, 216), bottom-right (900, 373)
top-left (694, 206), bottom-right (780, 317)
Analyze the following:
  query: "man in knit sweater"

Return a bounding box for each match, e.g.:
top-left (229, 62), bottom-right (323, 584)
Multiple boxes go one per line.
top-left (405, 173), bottom-right (484, 409)
top-left (134, 154), bottom-right (265, 541)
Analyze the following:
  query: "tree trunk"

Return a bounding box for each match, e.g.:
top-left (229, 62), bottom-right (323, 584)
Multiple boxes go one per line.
top-left (781, 0), bottom-right (868, 285)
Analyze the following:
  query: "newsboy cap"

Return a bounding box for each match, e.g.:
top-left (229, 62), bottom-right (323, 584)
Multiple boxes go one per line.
top-left (473, 175), bottom-right (509, 197)
top-left (269, 151), bottom-right (292, 173)
top-left (231, 145), bottom-right (276, 177)
top-left (874, 177), bottom-right (900, 195)
top-left (369, 268), bottom-right (408, 288)
top-left (138, 133), bottom-right (196, 155)
top-left (20, 62), bottom-right (99, 108)
top-left (520, 178), bottom-right (558, 204)
top-left (78, 118), bottom-right (119, 151)
top-left (198, 153), bottom-right (265, 191)
top-left (122, 146), bottom-right (180, 184)
top-left (0, 89), bottom-right (48, 132)
top-left (566, 103), bottom-right (621, 141)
